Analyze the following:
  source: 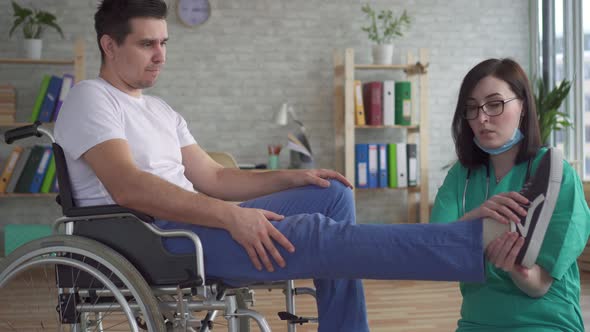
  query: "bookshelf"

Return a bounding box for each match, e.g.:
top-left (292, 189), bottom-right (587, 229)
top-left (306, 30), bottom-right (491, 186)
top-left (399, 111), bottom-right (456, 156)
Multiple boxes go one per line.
top-left (333, 48), bottom-right (429, 223)
top-left (0, 193), bottom-right (56, 198)
top-left (0, 59), bottom-right (75, 65)
top-left (0, 38), bottom-right (85, 127)
top-left (0, 39), bottom-right (85, 198)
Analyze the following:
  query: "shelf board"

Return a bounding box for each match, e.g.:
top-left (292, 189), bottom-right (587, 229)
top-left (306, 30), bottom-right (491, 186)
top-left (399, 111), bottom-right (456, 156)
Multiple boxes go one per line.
top-left (0, 58), bottom-right (75, 65)
top-left (355, 125), bottom-right (419, 131)
top-left (0, 193), bottom-right (57, 198)
top-left (0, 122), bottom-right (54, 127)
top-left (354, 64), bottom-right (409, 70)
top-left (356, 186), bottom-right (420, 193)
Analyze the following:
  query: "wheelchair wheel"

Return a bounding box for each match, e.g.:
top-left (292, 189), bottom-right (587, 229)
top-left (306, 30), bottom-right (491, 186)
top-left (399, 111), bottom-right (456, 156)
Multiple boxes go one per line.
top-left (0, 234), bottom-right (166, 331)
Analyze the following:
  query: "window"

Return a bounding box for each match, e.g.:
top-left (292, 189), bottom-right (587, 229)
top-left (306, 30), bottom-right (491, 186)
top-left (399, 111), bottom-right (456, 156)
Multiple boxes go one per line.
top-left (584, 1), bottom-right (590, 179)
top-left (534, 0), bottom-right (589, 179)
top-left (555, 129), bottom-right (565, 145)
top-left (556, 60), bottom-right (565, 81)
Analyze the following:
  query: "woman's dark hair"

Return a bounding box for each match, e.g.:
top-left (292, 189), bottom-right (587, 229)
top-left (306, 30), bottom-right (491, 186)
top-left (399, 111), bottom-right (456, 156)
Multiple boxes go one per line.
top-left (94, 0), bottom-right (168, 62)
top-left (451, 58), bottom-right (541, 169)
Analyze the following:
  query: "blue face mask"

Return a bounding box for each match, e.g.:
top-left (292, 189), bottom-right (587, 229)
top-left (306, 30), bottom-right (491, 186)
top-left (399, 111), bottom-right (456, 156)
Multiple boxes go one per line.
top-left (473, 128), bottom-right (524, 155)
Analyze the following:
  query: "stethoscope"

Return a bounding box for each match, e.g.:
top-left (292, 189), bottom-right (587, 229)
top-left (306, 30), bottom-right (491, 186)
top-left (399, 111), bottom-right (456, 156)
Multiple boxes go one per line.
top-left (461, 159), bottom-right (533, 216)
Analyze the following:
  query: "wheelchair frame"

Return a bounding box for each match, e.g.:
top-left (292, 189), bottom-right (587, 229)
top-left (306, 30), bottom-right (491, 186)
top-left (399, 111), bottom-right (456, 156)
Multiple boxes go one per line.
top-left (0, 122), bottom-right (317, 331)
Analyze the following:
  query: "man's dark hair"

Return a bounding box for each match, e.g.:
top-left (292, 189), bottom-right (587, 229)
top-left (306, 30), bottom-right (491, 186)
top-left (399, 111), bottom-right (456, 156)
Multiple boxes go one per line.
top-left (451, 58), bottom-right (542, 169)
top-left (94, 0), bottom-right (168, 62)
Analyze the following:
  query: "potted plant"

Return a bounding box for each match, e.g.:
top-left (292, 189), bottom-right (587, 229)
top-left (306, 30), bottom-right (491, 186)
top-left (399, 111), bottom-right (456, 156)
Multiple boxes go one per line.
top-left (8, 1), bottom-right (64, 59)
top-left (534, 78), bottom-right (573, 144)
top-left (361, 4), bottom-right (411, 65)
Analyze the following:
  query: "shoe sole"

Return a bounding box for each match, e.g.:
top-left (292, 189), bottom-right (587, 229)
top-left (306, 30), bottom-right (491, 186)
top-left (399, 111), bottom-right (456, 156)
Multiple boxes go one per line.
top-left (520, 148), bottom-right (563, 268)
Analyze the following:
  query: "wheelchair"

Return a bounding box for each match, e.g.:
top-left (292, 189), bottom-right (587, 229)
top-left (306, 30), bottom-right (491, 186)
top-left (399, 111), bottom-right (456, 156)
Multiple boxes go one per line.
top-left (0, 122), bottom-right (317, 331)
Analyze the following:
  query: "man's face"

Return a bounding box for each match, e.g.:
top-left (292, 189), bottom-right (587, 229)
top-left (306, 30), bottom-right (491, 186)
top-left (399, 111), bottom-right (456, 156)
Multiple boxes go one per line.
top-left (108, 17), bottom-right (168, 92)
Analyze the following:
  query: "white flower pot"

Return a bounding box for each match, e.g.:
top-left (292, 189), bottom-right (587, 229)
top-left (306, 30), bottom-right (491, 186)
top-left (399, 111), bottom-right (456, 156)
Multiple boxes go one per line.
top-left (372, 44), bottom-right (394, 65)
top-left (23, 39), bottom-right (43, 59)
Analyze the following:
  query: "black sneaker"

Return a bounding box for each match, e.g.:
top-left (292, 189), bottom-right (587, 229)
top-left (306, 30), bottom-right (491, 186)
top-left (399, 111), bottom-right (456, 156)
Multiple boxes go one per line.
top-left (511, 148), bottom-right (563, 268)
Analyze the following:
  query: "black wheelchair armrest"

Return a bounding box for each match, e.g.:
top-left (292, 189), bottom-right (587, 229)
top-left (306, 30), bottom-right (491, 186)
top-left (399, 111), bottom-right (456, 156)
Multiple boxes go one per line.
top-left (55, 212), bottom-right (205, 287)
top-left (63, 204), bottom-right (154, 223)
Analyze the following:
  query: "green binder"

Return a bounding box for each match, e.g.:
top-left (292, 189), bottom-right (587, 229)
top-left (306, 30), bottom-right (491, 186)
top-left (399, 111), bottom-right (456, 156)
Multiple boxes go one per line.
top-left (395, 81), bottom-right (412, 126)
top-left (14, 145), bottom-right (45, 193)
top-left (388, 143), bottom-right (397, 188)
top-left (40, 155), bottom-right (56, 193)
top-left (30, 75), bottom-right (51, 122)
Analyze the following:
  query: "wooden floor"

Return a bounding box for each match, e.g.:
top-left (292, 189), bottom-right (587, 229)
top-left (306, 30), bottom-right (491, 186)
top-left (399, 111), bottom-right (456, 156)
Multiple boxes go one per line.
top-left (252, 273), bottom-right (590, 331)
top-left (0, 269), bottom-right (588, 331)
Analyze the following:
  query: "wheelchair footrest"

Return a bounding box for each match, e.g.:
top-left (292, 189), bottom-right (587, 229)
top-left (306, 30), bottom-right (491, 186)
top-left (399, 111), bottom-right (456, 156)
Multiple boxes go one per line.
top-left (278, 311), bottom-right (316, 325)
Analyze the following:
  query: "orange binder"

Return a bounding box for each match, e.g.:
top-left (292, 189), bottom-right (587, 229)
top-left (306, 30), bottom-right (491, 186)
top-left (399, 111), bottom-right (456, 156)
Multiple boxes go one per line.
top-left (0, 146), bottom-right (23, 193)
top-left (354, 80), bottom-right (366, 125)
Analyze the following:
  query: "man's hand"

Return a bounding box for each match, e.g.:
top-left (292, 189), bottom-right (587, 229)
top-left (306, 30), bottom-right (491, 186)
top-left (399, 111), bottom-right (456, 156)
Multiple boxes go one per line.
top-left (289, 169), bottom-right (353, 189)
top-left (460, 192), bottom-right (529, 224)
top-left (226, 206), bottom-right (295, 272)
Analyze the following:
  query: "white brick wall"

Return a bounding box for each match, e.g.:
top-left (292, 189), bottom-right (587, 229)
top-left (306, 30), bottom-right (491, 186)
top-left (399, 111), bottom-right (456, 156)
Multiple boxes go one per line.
top-left (0, 0), bottom-right (529, 228)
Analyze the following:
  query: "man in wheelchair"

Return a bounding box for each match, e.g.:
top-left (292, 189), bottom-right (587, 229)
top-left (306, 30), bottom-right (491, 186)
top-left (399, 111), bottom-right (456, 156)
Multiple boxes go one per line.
top-left (45, 0), bottom-right (558, 330)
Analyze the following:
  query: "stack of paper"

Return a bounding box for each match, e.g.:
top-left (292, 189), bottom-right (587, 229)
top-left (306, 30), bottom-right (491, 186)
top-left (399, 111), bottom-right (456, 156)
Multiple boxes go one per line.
top-left (287, 132), bottom-right (312, 158)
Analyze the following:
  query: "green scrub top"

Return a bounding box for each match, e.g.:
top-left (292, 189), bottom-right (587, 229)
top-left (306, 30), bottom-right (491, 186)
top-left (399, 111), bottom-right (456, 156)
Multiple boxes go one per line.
top-left (431, 147), bottom-right (590, 332)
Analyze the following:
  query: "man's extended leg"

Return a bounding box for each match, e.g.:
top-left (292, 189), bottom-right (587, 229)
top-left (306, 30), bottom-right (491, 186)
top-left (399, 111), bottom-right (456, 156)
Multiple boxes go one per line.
top-left (157, 181), bottom-right (485, 332)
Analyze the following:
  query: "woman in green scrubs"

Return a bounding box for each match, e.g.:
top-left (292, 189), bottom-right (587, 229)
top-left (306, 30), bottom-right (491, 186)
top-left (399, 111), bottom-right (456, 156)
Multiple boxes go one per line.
top-left (431, 58), bottom-right (590, 331)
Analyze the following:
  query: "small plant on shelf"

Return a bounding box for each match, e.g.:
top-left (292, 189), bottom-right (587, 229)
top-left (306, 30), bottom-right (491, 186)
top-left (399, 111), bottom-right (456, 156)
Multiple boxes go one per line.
top-left (9, 1), bottom-right (64, 39)
top-left (361, 4), bottom-right (411, 45)
top-left (361, 4), bottom-right (411, 65)
top-left (8, 1), bottom-right (64, 59)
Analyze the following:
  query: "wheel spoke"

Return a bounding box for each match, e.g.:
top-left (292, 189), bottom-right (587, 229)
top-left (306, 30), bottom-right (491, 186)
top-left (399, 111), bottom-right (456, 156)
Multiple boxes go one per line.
top-left (0, 235), bottom-right (164, 331)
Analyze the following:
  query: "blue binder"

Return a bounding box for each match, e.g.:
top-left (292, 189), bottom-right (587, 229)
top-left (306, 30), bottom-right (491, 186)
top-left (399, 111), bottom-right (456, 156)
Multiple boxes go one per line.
top-left (355, 144), bottom-right (369, 188)
top-left (368, 144), bottom-right (378, 188)
top-left (29, 147), bottom-right (53, 193)
top-left (378, 143), bottom-right (388, 188)
top-left (37, 76), bottom-right (63, 123)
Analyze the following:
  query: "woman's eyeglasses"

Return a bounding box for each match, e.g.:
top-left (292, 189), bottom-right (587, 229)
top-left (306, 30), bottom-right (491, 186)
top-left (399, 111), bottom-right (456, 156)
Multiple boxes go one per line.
top-left (463, 97), bottom-right (519, 120)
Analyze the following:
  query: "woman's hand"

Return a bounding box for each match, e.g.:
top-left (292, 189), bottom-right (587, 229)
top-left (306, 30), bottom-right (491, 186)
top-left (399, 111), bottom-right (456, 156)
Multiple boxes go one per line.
top-left (460, 191), bottom-right (529, 224)
top-left (485, 232), bottom-right (526, 274)
top-left (485, 232), bottom-right (554, 297)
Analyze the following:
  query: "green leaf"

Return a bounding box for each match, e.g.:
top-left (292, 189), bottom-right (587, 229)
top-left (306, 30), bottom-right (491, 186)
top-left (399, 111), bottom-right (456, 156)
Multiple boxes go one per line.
top-left (9, 16), bottom-right (26, 37)
top-left (8, 2), bottom-right (64, 39)
top-left (12, 2), bottom-right (32, 19)
top-left (361, 4), bottom-right (411, 44)
top-left (535, 77), bottom-right (573, 144)
top-left (23, 21), bottom-right (35, 38)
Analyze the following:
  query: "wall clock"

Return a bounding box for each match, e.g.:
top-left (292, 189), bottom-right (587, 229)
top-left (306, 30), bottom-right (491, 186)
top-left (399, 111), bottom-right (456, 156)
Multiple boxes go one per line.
top-left (176, 0), bottom-right (211, 27)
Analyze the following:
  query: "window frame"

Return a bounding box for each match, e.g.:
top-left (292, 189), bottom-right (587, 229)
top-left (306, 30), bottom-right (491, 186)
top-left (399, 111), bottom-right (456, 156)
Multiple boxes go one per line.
top-left (531, 0), bottom-right (585, 177)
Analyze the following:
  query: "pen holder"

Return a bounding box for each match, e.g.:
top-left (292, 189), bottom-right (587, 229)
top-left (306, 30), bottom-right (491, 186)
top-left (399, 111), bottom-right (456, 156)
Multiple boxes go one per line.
top-left (267, 144), bottom-right (282, 170)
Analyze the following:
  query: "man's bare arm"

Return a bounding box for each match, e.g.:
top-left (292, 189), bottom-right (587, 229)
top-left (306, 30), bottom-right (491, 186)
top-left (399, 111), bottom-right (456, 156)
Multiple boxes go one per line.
top-left (181, 144), bottom-right (352, 202)
top-left (83, 139), bottom-right (239, 227)
top-left (82, 139), bottom-right (294, 272)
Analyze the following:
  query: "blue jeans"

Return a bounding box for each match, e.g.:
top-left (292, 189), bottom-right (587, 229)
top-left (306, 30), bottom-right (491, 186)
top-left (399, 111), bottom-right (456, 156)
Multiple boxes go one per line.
top-left (156, 180), bottom-right (485, 332)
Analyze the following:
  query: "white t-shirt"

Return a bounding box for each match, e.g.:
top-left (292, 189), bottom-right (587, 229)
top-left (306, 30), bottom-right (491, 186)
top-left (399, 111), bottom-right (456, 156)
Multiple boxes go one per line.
top-left (54, 78), bottom-right (197, 207)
